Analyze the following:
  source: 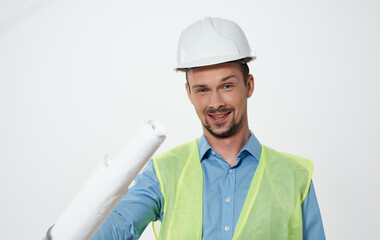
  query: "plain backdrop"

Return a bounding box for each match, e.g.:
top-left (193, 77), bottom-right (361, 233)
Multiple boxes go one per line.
top-left (0, 0), bottom-right (379, 239)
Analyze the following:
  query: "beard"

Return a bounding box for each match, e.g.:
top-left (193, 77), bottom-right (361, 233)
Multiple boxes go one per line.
top-left (202, 108), bottom-right (244, 138)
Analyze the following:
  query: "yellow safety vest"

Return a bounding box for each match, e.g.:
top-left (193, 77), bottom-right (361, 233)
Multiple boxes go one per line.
top-left (152, 139), bottom-right (313, 239)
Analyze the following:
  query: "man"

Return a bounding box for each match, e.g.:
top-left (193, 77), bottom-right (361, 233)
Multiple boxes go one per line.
top-left (93, 17), bottom-right (325, 239)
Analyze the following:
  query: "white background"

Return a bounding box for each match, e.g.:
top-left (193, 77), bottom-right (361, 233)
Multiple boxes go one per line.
top-left (0, 0), bottom-right (379, 239)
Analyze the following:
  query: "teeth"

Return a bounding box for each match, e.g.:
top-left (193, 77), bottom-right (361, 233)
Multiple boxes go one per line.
top-left (211, 113), bottom-right (228, 119)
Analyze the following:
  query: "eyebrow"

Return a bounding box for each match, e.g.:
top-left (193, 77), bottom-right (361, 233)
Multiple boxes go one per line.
top-left (221, 74), bottom-right (238, 82)
top-left (191, 75), bottom-right (238, 89)
top-left (191, 84), bottom-right (208, 89)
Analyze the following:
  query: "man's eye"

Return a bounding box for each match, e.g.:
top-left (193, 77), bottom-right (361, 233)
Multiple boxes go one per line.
top-left (197, 89), bottom-right (208, 93)
top-left (223, 84), bottom-right (233, 89)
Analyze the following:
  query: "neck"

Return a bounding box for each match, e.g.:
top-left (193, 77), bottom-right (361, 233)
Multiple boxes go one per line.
top-left (203, 121), bottom-right (250, 167)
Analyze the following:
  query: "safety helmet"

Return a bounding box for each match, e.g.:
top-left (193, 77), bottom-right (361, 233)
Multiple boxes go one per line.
top-left (175, 17), bottom-right (256, 72)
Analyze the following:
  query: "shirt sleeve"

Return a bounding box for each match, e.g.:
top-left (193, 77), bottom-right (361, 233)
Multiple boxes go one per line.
top-left (92, 159), bottom-right (163, 240)
top-left (301, 180), bottom-right (326, 240)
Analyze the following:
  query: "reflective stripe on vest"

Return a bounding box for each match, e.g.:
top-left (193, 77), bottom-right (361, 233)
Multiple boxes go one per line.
top-left (152, 139), bottom-right (313, 239)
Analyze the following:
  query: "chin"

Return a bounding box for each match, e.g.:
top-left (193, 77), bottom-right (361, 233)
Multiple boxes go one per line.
top-left (205, 125), bottom-right (235, 138)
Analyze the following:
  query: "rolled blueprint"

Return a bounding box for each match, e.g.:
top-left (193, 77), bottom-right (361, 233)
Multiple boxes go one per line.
top-left (50, 121), bottom-right (166, 240)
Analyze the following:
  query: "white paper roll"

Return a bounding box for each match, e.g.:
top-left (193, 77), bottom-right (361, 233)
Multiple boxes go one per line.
top-left (51, 121), bottom-right (166, 240)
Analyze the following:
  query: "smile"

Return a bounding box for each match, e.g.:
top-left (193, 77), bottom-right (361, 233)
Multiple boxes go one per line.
top-left (208, 112), bottom-right (231, 121)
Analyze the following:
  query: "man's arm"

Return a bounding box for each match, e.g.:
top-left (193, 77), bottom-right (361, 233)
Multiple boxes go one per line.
top-left (302, 180), bottom-right (326, 240)
top-left (92, 159), bottom-right (163, 239)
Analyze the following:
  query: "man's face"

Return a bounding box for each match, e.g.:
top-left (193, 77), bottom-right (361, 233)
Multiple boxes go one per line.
top-left (186, 62), bottom-right (254, 138)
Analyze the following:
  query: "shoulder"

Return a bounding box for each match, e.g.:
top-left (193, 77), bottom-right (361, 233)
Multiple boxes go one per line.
top-left (263, 145), bottom-right (314, 173)
top-left (153, 139), bottom-right (197, 165)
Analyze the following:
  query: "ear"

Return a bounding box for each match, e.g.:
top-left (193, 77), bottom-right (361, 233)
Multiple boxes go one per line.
top-left (246, 74), bottom-right (254, 98)
top-left (185, 82), bottom-right (193, 104)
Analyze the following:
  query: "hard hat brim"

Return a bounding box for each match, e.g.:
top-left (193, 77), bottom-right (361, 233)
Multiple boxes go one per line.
top-left (175, 56), bottom-right (256, 72)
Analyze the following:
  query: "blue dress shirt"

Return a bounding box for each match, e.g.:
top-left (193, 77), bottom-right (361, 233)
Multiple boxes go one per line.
top-left (93, 133), bottom-right (325, 239)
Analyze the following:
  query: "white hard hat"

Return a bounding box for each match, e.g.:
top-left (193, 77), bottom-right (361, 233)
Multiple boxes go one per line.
top-left (175, 17), bottom-right (256, 72)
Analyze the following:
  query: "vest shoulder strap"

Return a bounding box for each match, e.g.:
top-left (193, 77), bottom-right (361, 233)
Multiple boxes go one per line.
top-left (152, 139), bottom-right (203, 240)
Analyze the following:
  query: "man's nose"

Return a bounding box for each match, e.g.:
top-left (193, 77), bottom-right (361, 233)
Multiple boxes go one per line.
top-left (209, 91), bottom-right (225, 109)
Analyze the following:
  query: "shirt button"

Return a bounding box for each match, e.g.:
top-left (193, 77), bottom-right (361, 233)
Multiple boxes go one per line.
top-left (211, 151), bottom-right (216, 155)
top-left (228, 169), bottom-right (232, 173)
top-left (225, 197), bottom-right (231, 203)
top-left (225, 226), bottom-right (230, 232)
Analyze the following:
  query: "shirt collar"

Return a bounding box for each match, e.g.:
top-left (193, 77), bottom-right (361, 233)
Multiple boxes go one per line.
top-left (197, 131), bottom-right (262, 162)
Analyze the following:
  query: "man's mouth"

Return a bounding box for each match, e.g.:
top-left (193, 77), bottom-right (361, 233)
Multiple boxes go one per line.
top-left (209, 112), bottom-right (229, 118)
top-left (207, 111), bottom-right (231, 121)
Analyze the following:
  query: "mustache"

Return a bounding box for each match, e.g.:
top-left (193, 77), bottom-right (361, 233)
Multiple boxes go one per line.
top-left (205, 107), bottom-right (234, 115)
